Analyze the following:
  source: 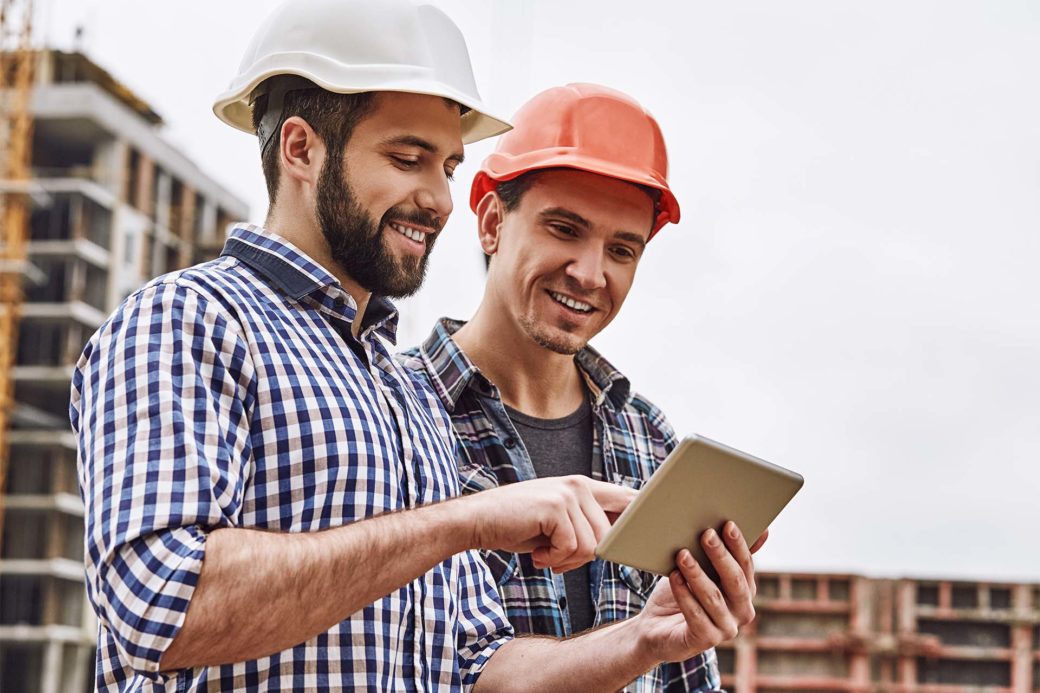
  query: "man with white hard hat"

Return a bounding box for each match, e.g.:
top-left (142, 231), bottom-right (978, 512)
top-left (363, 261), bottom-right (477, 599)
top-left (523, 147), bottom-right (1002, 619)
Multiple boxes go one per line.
top-left (72, 1), bottom-right (756, 690)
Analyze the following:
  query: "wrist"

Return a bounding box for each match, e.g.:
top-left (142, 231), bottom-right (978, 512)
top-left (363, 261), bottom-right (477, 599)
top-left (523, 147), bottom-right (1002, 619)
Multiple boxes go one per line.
top-left (624, 611), bottom-right (665, 670)
top-left (425, 495), bottom-right (482, 554)
top-left (617, 613), bottom-right (665, 673)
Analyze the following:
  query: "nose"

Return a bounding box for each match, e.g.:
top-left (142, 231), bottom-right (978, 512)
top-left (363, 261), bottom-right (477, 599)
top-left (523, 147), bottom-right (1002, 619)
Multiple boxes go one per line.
top-left (415, 170), bottom-right (454, 222)
top-left (565, 244), bottom-right (607, 291)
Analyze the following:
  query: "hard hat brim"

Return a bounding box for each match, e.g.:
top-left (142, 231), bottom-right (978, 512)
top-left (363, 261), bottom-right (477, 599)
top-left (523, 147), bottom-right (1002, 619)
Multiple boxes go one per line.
top-left (213, 65), bottom-right (512, 145)
top-left (472, 152), bottom-right (681, 231)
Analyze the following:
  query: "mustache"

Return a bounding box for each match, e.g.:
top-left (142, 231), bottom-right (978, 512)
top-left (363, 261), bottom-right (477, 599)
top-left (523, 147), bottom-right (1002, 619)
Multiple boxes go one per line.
top-left (379, 206), bottom-right (444, 235)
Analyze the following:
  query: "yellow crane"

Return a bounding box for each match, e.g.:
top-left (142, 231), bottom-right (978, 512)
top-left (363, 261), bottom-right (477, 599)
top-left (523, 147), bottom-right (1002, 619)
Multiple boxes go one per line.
top-left (0, 0), bottom-right (35, 552)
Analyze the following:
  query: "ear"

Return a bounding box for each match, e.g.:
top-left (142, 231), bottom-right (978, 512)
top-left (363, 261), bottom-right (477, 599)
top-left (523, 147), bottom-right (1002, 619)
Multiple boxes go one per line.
top-left (475, 191), bottom-right (504, 256)
top-left (279, 116), bottom-right (324, 189)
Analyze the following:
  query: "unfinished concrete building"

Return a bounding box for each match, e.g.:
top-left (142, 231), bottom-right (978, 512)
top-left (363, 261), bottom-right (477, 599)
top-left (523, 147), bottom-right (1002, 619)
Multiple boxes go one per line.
top-left (0, 49), bottom-right (248, 692)
top-left (718, 572), bottom-right (1040, 692)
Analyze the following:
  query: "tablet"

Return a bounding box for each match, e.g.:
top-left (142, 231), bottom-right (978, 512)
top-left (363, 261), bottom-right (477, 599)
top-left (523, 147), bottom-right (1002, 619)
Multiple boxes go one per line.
top-left (595, 434), bottom-right (803, 578)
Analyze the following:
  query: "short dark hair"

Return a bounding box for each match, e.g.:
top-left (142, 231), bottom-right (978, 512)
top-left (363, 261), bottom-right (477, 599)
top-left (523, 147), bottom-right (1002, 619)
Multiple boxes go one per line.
top-left (251, 78), bottom-right (377, 204)
top-left (495, 168), bottom-right (662, 215)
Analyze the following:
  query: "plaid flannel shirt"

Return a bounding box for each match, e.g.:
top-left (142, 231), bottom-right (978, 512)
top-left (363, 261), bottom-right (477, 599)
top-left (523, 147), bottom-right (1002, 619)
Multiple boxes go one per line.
top-left (70, 226), bottom-right (512, 691)
top-left (400, 318), bottom-right (722, 692)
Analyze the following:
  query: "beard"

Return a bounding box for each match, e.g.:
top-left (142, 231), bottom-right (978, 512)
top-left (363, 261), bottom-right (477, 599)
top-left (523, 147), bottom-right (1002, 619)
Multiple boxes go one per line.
top-left (518, 312), bottom-right (586, 355)
top-left (315, 151), bottom-right (441, 298)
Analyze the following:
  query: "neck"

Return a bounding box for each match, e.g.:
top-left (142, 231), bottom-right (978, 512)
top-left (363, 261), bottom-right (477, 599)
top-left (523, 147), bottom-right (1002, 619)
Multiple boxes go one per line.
top-left (265, 200), bottom-right (371, 336)
top-left (454, 301), bottom-right (586, 419)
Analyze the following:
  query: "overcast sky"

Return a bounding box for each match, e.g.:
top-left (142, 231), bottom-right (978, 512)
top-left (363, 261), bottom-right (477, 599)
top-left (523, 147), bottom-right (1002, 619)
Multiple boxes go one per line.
top-left (41, 0), bottom-right (1040, 581)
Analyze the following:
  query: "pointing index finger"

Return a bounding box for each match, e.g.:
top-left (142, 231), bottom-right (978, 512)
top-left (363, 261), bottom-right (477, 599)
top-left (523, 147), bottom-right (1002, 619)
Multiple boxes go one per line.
top-left (586, 479), bottom-right (638, 514)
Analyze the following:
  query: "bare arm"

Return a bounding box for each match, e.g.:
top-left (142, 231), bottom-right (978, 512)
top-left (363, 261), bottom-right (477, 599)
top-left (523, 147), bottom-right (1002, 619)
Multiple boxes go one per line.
top-left (476, 620), bottom-right (654, 692)
top-left (161, 498), bottom-right (473, 670)
top-left (161, 475), bottom-right (635, 671)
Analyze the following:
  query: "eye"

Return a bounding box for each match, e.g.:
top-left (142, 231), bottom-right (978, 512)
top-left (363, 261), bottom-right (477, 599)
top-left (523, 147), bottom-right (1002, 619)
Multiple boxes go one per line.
top-left (390, 155), bottom-right (419, 170)
top-left (444, 165), bottom-right (457, 182)
top-left (548, 223), bottom-right (577, 237)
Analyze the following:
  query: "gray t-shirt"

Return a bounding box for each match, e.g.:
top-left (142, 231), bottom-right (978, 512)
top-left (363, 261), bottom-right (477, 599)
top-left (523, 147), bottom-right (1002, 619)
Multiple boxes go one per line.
top-left (504, 395), bottom-right (596, 633)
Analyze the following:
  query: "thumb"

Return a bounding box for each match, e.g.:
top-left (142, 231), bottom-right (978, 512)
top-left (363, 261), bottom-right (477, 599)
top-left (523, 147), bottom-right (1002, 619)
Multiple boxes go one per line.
top-left (587, 479), bottom-right (638, 514)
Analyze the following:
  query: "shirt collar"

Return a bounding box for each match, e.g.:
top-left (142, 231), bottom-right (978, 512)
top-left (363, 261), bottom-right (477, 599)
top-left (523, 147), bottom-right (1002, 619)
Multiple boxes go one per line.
top-left (417, 317), bottom-right (632, 412)
top-left (221, 223), bottom-right (400, 343)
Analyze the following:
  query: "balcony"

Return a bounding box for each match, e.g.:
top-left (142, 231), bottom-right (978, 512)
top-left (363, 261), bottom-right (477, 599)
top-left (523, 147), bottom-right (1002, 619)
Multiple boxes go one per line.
top-left (17, 301), bottom-right (106, 329)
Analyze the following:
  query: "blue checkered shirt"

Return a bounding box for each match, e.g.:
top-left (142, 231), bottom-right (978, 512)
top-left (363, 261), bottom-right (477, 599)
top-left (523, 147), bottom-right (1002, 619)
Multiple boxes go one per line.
top-left (400, 319), bottom-right (722, 692)
top-left (70, 225), bottom-right (513, 691)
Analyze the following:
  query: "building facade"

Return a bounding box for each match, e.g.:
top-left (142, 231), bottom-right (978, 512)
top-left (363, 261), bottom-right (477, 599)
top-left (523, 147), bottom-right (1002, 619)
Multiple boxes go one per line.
top-left (0, 49), bottom-right (248, 693)
top-left (719, 572), bottom-right (1040, 692)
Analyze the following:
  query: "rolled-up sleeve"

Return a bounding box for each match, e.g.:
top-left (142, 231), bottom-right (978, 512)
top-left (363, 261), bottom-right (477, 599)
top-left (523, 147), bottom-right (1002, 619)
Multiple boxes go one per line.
top-left (454, 548), bottom-right (514, 689)
top-left (70, 279), bottom-right (255, 677)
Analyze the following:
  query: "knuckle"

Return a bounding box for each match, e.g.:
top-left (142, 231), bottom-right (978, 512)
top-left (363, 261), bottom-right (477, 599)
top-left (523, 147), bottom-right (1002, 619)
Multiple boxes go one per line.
top-left (726, 580), bottom-right (749, 603)
top-left (563, 475), bottom-right (585, 492)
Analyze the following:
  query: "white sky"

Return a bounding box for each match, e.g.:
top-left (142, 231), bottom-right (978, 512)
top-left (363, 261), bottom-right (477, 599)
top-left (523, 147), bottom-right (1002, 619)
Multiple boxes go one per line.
top-left (41, 1), bottom-right (1040, 581)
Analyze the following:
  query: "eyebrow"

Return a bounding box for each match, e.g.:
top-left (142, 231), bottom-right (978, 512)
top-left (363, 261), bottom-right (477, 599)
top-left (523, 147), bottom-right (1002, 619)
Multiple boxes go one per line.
top-left (540, 207), bottom-right (591, 229)
top-left (613, 231), bottom-right (647, 249)
top-left (382, 135), bottom-right (465, 165)
top-left (540, 207), bottom-right (647, 248)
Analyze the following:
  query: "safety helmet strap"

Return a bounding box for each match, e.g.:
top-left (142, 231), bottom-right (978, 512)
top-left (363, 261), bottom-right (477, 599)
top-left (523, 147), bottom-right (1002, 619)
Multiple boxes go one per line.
top-left (253, 76), bottom-right (321, 160)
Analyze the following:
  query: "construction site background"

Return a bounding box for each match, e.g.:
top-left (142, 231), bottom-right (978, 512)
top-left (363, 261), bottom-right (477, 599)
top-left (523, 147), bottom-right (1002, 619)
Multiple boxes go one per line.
top-left (0, 35), bottom-right (1036, 693)
top-left (0, 42), bottom-right (247, 691)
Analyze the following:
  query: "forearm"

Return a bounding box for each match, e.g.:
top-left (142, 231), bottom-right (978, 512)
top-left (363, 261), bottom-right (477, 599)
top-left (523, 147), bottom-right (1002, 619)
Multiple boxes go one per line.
top-left (475, 619), bottom-right (659, 693)
top-left (161, 498), bottom-right (474, 670)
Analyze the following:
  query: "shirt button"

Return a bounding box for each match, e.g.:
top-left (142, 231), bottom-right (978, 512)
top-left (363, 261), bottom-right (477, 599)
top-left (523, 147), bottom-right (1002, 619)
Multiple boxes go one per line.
top-left (558, 595), bottom-right (568, 610)
top-left (504, 437), bottom-right (517, 450)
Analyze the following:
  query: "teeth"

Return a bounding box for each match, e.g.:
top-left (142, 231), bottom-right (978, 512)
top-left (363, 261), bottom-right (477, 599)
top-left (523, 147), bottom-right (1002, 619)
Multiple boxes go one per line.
top-left (549, 291), bottom-right (593, 313)
top-left (391, 222), bottom-right (424, 243)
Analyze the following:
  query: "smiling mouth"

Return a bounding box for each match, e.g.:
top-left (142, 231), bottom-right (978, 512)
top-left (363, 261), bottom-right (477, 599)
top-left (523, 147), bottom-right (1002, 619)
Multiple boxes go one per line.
top-left (388, 221), bottom-right (428, 244)
top-left (548, 290), bottom-right (595, 314)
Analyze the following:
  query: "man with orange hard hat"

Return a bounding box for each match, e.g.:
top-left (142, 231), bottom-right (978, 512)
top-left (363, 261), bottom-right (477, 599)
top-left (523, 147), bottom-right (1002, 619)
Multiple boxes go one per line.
top-left (404, 83), bottom-right (766, 690)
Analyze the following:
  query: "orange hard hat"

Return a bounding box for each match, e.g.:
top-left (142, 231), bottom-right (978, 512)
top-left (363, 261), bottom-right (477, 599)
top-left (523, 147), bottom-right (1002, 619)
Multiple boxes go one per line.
top-left (470, 83), bottom-right (680, 238)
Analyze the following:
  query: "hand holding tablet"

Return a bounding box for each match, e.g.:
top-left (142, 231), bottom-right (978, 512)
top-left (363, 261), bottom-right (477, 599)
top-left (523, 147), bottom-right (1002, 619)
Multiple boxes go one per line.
top-left (596, 434), bottom-right (804, 579)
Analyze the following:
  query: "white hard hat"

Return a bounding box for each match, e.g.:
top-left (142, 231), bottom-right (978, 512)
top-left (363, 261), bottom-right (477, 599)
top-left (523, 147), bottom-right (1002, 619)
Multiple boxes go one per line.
top-left (212, 0), bottom-right (511, 145)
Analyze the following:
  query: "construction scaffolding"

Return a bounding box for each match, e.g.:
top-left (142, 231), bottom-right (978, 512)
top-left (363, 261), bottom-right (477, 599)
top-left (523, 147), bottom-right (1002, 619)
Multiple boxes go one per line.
top-left (0, 0), bottom-right (34, 561)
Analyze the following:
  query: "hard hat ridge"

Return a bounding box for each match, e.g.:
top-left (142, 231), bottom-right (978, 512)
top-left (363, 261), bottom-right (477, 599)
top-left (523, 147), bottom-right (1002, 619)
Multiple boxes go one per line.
top-left (213, 0), bottom-right (510, 145)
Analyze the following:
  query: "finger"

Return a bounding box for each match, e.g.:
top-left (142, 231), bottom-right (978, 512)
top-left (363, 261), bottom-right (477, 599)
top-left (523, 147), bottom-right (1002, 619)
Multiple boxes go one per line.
top-left (676, 551), bottom-right (738, 642)
top-left (723, 520), bottom-right (757, 591)
top-left (667, 569), bottom-right (720, 649)
top-left (542, 509), bottom-right (579, 570)
top-left (576, 486), bottom-right (612, 545)
top-left (563, 497), bottom-right (597, 568)
top-left (749, 528), bottom-right (769, 554)
top-left (720, 522), bottom-right (757, 600)
top-left (586, 479), bottom-right (638, 514)
top-left (703, 528), bottom-right (755, 625)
